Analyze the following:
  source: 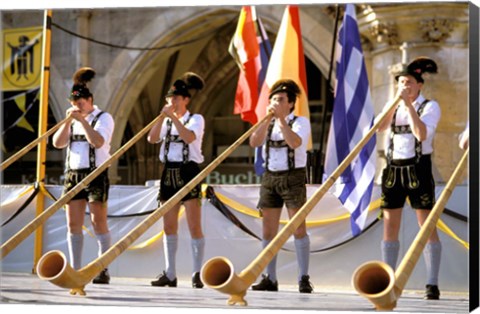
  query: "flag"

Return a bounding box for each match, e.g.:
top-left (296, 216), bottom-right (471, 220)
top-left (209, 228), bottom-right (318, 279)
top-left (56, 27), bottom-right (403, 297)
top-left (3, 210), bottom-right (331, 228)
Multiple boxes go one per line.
top-left (229, 6), bottom-right (271, 125)
top-left (255, 5), bottom-right (310, 125)
top-left (14, 92), bottom-right (35, 132)
top-left (2, 27), bottom-right (43, 91)
top-left (323, 4), bottom-right (376, 236)
top-left (229, 6), bottom-right (272, 174)
top-left (1, 90), bottom-right (38, 135)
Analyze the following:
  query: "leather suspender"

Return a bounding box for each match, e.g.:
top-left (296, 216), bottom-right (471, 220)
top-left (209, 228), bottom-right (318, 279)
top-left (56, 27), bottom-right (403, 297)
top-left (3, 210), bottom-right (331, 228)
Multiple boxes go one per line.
top-left (387, 99), bottom-right (429, 164)
top-left (265, 116), bottom-right (297, 171)
top-left (164, 113), bottom-right (192, 164)
top-left (67, 111), bottom-right (105, 171)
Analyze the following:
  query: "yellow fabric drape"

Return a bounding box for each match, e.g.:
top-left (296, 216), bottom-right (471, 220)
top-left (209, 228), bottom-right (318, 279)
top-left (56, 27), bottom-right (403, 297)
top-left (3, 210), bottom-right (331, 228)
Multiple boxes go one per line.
top-left (214, 190), bottom-right (469, 249)
top-left (437, 219), bottom-right (469, 249)
top-left (215, 191), bottom-right (381, 226)
top-left (128, 207), bottom-right (186, 250)
top-left (1, 185), bottom-right (467, 250)
top-left (0, 185), bottom-right (35, 207)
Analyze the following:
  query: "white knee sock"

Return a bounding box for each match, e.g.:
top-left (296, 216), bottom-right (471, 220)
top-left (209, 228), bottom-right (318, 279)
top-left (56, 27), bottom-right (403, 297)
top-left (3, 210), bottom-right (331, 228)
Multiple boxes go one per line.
top-left (423, 242), bottom-right (442, 285)
top-left (381, 240), bottom-right (400, 270)
top-left (96, 232), bottom-right (112, 258)
top-left (67, 232), bottom-right (84, 270)
top-left (164, 234), bottom-right (178, 280)
top-left (191, 237), bottom-right (205, 274)
top-left (294, 235), bottom-right (310, 281)
top-left (263, 239), bottom-right (277, 281)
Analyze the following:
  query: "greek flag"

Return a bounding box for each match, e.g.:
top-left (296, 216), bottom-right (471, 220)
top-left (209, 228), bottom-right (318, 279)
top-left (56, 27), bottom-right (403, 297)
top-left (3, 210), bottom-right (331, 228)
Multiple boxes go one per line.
top-left (323, 4), bottom-right (376, 236)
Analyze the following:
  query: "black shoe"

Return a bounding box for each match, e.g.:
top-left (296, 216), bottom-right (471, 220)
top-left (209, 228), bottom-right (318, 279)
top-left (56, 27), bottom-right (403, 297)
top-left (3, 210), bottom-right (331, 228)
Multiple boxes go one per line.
top-left (192, 272), bottom-right (204, 289)
top-left (251, 274), bottom-right (278, 291)
top-left (151, 271), bottom-right (177, 287)
top-left (424, 284), bottom-right (440, 300)
top-left (298, 275), bottom-right (313, 293)
top-left (92, 269), bottom-right (110, 284)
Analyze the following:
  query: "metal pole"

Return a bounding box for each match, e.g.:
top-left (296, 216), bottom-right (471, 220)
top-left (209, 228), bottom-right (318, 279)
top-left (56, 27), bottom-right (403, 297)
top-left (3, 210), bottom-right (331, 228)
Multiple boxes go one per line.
top-left (33, 9), bottom-right (53, 273)
top-left (317, 4), bottom-right (340, 183)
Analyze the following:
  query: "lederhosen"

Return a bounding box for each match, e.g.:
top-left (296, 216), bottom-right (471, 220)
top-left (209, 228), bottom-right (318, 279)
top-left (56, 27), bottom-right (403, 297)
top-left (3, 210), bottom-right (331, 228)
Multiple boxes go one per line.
top-left (158, 113), bottom-right (201, 204)
top-left (258, 116), bottom-right (307, 210)
top-left (380, 99), bottom-right (435, 210)
top-left (63, 111), bottom-right (109, 202)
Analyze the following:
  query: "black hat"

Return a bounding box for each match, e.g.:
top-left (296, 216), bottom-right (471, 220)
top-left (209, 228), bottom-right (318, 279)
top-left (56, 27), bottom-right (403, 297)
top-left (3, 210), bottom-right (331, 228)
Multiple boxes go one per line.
top-left (269, 79), bottom-right (301, 103)
top-left (166, 72), bottom-right (205, 98)
top-left (69, 67), bottom-right (96, 100)
top-left (395, 57), bottom-right (438, 83)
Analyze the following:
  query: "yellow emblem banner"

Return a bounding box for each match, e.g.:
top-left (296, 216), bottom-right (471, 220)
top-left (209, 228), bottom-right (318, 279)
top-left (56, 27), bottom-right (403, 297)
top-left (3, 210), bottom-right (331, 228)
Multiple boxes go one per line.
top-left (2, 26), bottom-right (43, 91)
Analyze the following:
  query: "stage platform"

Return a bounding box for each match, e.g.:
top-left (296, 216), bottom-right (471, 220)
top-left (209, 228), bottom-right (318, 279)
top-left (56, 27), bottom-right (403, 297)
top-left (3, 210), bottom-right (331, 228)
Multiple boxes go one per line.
top-left (0, 272), bottom-right (470, 313)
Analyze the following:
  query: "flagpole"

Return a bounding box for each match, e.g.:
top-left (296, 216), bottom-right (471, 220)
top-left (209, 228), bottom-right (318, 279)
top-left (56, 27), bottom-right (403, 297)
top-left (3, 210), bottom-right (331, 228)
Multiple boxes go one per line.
top-left (317, 4), bottom-right (341, 182)
top-left (253, 7), bottom-right (270, 176)
top-left (33, 9), bottom-right (53, 273)
top-left (254, 8), bottom-right (271, 60)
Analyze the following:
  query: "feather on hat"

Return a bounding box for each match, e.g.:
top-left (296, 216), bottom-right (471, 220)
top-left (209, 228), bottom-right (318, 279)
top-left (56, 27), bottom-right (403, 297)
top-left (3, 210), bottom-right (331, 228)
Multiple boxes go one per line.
top-left (166, 72), bottom-right (205, 98)
top-left (70, 67), bottom-right (96, 100)
top-left (395, 57), bottom-right (438, 83)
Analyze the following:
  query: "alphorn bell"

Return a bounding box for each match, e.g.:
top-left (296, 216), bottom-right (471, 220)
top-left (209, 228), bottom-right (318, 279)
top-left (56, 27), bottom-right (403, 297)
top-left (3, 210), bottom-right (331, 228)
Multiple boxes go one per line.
top-left (200, 96), bottom-right (402, 306)
top-left (352, 147), bottom-right (469, 311)
top-left (36, 113), bottom-right (274, 295)
top-left (0, 117), bottom-right (72, 172)
top-left (0, 113), bottom-right (166, 259)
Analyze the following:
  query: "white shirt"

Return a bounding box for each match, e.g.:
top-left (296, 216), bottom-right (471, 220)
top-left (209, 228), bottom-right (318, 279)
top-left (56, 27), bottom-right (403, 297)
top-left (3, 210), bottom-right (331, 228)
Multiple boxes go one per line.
top-left (67, 106), bottom-right (114, 170)
top-left (262, 113), bottom-right (311, 171)
top-left (384, 94), bottom-right (441, 160)
top-left (158, 111), bottom-right (204, 163)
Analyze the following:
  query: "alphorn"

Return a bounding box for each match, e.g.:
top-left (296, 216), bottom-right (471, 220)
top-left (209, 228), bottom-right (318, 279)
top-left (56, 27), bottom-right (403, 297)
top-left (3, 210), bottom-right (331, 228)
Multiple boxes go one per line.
top-left (0, 117), bottom-right (72, 172)
top-left (352, 147), bottom-right (469, 311)
top-left (35, 113), bottom-right (274, 296)
top-left (0, 113), bottom-right (165, 259)
top-left (200, 96), bottom-right (402, 306)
